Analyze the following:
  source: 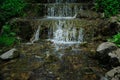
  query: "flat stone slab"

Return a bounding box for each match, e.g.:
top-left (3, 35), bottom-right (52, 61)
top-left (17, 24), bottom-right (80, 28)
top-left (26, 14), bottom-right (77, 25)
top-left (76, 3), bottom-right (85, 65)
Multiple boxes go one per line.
top-left (0, 48), bottom-right (18, 60)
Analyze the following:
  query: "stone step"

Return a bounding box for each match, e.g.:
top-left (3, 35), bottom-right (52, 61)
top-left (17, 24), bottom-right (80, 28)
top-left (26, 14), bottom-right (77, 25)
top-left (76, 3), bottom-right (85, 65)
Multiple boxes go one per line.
top-left (25, 3), bottom-right (94, 18)
top-left (10, 18), bottom-right (104, 41)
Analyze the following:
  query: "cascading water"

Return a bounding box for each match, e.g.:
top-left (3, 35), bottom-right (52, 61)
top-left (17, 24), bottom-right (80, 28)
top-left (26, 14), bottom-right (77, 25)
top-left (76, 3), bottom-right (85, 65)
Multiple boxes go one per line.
top-left (31, 26), bottom-right (40, 43)
top-left (46, 3), bottom-right (81, 18)
top-left (50, 20), bottom-right (84, 44)
top-left (31, 0), bottom-right (84, 45)
top-left (46, 0), bottom-right (84, 44)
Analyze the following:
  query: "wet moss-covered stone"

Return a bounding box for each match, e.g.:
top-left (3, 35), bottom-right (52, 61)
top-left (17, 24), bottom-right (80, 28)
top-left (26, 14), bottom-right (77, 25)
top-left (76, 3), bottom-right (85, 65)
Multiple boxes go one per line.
top-left (0, 39), bottom-right (107, 80)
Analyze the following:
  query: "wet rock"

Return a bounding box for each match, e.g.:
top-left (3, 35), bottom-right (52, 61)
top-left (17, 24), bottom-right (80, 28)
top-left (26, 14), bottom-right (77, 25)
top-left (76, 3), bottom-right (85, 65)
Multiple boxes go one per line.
top-left (105, 67), bottom-right (120, 80)
top-left (77, 10), bottom-right (101, 19)
top-left (0, 48), bottom-right (19, 60)
top-left (94, 19), bottom-right (120, 38)
top-left (100, 76), bottom-right (108, 80)
top-left (29, 67), bottom-right (58, 80)
top-left (97, 42), bottom-right (117, 52)
top-left (96, 42), bottom-right (120, 68)
top-left (10, 19), bottom-right (34, 42)
top-left (110, 14), bottom-right (120, 23)
top-left (107, 22), bottom-right (120, 36)
top-left (45, 54), bottom-right (59, 63)
top-left (108, 15), bottom-right (120, 36)
top-left (108, 48), bottom-right (120, 62)
top-left (4, 72), bottom-right (32, 80)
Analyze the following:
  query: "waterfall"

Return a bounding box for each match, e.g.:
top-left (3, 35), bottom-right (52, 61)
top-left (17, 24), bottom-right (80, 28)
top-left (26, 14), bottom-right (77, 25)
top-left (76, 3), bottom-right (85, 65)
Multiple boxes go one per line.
top-left (28, 0), bottom-right (85, 45)
top-left (45, 0), bottom-right (84, 44)
top-left (31, 26), bottom-right (40, 43)
top-left (46, 4), bottom-right (81, 18)
top-left (49, 20), bottom-right (83, 44)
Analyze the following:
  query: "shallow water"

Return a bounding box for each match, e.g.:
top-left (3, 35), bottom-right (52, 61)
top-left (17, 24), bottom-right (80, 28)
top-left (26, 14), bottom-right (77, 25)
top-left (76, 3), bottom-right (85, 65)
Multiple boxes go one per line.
top-left (0, 40), bottom-right (107, 80)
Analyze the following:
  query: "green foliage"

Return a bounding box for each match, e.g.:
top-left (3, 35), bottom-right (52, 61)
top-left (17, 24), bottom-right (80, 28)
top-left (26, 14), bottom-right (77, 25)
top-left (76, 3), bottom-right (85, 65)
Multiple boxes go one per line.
top-left (2, 24), bottom-right (16, 36)
top-left (0, 24), bottom-right (17, 46)
top-left (108, 33), bottom-right (120, 47)
top-left (0, 0), bottom-right (26, 21)
top-left (95, 0), bottom-right (120, 17)
top-left (0, 0), bottom-right (26, 46)
top-left (0, 36), bottom-right (16, 46)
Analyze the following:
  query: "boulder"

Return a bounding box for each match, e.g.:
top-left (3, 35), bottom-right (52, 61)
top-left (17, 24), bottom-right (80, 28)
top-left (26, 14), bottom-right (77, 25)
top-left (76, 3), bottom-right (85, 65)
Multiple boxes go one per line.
top-left (94, 21), bottom-right (120, 38)
top-left (105, 67), bottom-right (120, 80)
top-left (96, 42), bottom-right (120, 67)
top-left (0, 48), bottom-right (19, 60)
top-left (96, 42), bottom-right (117, 52)
top-left (108, 48), bottom-right (120, 62)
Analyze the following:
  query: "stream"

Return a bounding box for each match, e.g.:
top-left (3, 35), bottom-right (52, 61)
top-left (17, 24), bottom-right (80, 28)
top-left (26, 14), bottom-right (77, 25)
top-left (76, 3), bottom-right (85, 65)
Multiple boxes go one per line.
top-left (0, 0), bottom-right (108, 80)
top-left (0, 40), bottom-right (107, 80)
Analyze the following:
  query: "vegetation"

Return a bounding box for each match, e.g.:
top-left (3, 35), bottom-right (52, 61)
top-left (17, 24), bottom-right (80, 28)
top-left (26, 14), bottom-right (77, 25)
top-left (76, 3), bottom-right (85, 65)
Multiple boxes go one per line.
top-left (0, 24), bottom-right (17, 46)
top-left (95, 0), bottom-right (120, 17)
top-left (108, 33), bottom-right (120, 47)
top-left (0, 0), bottom-right (26, 22)
top-left (0, 0), bottom-right (120, 47)
top-left (0, 0), bottom-right (26, 47)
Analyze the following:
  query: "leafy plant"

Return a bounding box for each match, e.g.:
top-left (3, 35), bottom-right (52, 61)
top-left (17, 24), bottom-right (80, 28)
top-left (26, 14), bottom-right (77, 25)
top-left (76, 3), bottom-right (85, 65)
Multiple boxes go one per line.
top-left (0, 24), bottom-right (17, 46)
top-left (2, 24), bottom-right (16, 36)
top-left (0, 0), bottom-right (26, 22)
top-left (0, 0), bottom-right (26, 46)
top-left (108, 33), bottom-right (120, 47)
top-left (95, 0), bottom-right (120, 17)
top-left (0, 36), bottom-right (16, 46)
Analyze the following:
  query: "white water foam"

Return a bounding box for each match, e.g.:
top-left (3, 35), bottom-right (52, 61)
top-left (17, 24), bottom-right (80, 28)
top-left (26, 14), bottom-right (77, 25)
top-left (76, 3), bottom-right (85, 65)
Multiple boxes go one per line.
top-left (46, 14), bottom-right (77, 19)
top-left (47, 20), bottom-right (84, 44)
top-left (31, 26), bottom-right (40, 43)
